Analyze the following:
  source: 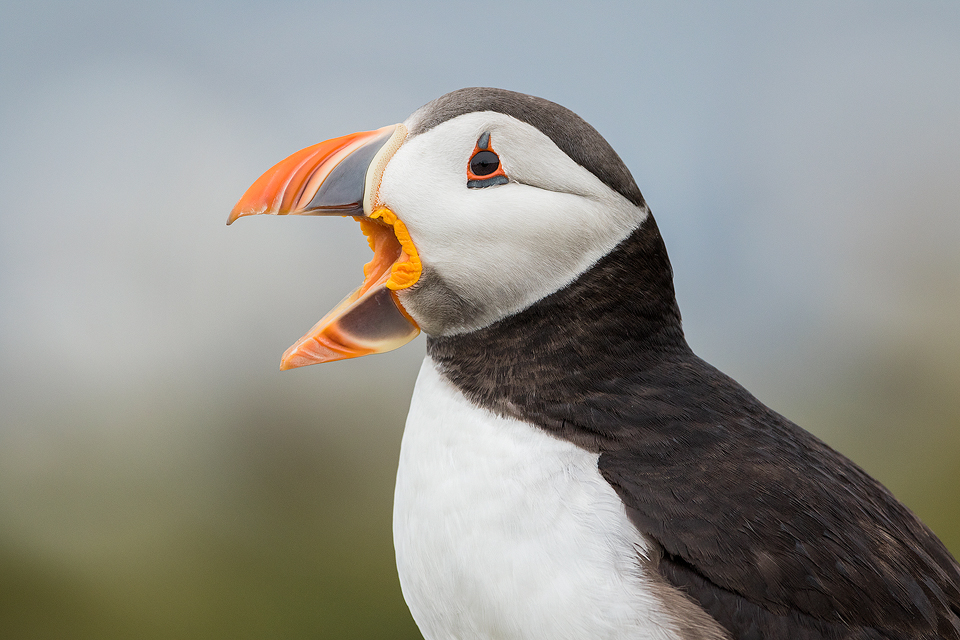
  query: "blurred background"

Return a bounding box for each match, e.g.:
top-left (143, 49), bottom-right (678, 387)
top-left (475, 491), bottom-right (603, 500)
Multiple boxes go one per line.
top-left (1, 1), bottom-right (958, 637)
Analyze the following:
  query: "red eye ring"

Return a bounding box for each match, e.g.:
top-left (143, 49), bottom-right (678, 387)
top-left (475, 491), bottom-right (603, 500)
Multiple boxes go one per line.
top-left (467, 132), bottom-right (508, 188)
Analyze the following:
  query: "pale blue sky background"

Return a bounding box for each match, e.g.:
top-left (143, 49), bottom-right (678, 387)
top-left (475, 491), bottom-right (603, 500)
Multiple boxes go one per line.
top-left (1, 1), bottom-right (958, 636)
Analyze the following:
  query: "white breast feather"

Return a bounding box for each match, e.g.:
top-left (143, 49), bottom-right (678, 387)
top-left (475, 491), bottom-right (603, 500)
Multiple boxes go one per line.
top-left (393, 357), bottom-right (684, 640)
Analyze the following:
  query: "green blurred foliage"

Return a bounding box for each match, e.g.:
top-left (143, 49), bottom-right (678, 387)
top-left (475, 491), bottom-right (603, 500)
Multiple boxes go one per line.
top-left (0, 383), bottom-right (424, 640)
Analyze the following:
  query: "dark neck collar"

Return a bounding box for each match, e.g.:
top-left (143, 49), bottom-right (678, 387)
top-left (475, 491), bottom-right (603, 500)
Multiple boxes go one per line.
top-left (426, 215), bottom-right (691, 428)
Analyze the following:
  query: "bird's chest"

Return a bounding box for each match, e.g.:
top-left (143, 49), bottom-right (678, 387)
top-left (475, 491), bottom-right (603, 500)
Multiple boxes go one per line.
top-left (392, 358), bottom-right (681, 640)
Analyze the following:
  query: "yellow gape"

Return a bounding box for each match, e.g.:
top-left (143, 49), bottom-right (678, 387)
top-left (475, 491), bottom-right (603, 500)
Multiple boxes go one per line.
top-left (362, 207), bottom-right (422, 291)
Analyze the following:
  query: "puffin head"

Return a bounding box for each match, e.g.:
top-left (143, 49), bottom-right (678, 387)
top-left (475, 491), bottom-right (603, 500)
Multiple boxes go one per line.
top-left (229, 88), bottom-right (652, 369)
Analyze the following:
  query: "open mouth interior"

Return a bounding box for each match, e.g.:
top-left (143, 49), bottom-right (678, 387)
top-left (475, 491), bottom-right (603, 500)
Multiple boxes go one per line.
top-left (357, 217), bottom-right (403, 294)
top-left (278, 207), bottom-right (421, 369)
top-left (357, 207), bottom-right (422, 293)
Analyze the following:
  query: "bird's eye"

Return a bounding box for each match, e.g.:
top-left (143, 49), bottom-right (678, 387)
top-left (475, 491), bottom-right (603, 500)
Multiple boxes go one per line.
top-left (467, 132), bottom-right (508, 188)
top-left (470, 151), bottom-right (500, 176)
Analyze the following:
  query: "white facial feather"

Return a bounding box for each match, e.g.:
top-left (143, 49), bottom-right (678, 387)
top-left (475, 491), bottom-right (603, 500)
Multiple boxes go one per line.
top-left (378, 111), bottom-right (648, 336)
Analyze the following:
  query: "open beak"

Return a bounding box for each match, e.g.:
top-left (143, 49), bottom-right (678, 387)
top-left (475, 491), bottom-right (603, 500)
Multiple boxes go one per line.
top-left (228, 124), bottom-right (421, 369)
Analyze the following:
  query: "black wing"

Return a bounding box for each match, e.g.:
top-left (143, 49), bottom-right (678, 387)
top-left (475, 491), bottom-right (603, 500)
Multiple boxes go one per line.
top-left (597, 354), bottom-right (960, 639)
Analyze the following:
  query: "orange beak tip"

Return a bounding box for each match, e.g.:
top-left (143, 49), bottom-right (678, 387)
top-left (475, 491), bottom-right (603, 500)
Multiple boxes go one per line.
top-left (279, 338), bottom-right (349, 370)
top-left (226, 204), bottom-right (269, 226)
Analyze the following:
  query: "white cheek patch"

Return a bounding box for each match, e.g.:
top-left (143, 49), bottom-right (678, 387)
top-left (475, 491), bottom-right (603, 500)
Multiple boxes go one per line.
top-left (379, 112), bottom-right (648, 335)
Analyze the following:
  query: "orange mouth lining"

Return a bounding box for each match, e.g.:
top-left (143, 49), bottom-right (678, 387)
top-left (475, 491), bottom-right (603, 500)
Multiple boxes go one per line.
top-left (357, 207), bottom-right (422, 292)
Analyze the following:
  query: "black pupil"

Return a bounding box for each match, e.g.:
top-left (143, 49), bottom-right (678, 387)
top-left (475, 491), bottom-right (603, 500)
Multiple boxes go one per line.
top-left (470, 150), bottom-right (500, 176)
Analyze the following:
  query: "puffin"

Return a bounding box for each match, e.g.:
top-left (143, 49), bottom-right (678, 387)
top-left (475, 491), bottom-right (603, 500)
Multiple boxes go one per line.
top-left (228, 87), bottom-right (960, 640)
